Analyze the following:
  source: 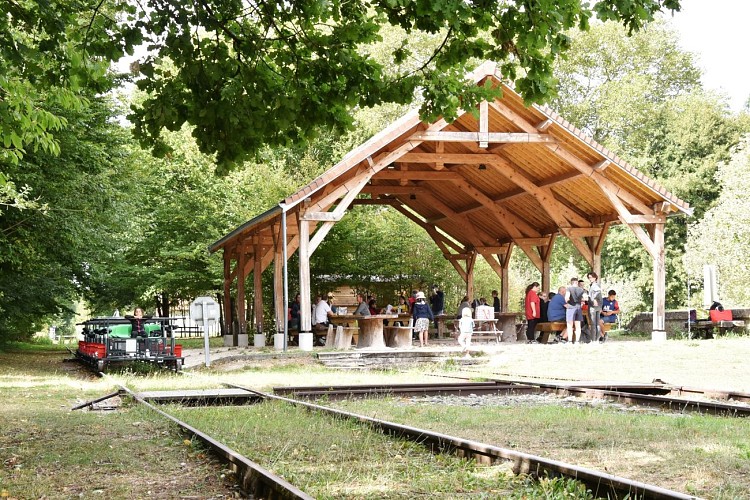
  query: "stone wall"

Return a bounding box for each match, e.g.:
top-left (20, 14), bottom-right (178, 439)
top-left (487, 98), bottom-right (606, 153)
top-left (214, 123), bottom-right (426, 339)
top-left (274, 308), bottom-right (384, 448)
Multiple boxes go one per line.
top-left (626, 308), bottom-right (750, 335)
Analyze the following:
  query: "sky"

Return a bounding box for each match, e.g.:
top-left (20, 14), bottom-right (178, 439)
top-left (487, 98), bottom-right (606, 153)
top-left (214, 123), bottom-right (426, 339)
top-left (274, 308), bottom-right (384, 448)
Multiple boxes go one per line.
top-left (665, 0), bottom-right (750, 112)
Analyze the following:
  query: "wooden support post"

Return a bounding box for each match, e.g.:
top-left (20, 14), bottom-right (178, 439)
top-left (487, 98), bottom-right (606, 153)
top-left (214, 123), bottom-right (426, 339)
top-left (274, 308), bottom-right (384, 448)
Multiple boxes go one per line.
top-left (298, 218), bottom-right (312, 333)
top-left (540, 234), bottom-right (556, 294)
top-left (237, 248), bottom-right (247, 345)
top-left (500, 244), bottom-right (514, 311)
top-left (273, 233), bottom-right (284, 335)
top-left (466, 252), bottom-right (477, 301)
top-left (501, 266), bottom-right (510, 312)
top-left (253, 239), bottom-right (263, 337)
top-left (223, 251), bottom-right (233, 343)
top-left (652, 220), bottom-right (666, 340)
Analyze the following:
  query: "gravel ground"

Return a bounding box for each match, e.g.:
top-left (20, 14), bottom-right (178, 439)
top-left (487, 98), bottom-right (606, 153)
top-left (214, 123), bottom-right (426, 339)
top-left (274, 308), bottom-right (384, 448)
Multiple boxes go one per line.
top-left (400, 393), bottom-right (685, 415)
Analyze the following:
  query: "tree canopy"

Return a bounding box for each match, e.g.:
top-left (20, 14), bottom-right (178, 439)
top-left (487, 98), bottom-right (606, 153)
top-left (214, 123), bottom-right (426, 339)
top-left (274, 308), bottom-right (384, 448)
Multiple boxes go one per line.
top-left (114, 0), bottom-right (683, 169)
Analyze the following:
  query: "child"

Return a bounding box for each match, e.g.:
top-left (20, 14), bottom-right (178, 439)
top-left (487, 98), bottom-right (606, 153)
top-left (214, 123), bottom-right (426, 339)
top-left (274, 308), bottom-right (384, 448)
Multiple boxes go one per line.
top-left (412, 291), bottom-right (434, 347)
top-left (457, 307), bottom-right (474, 357)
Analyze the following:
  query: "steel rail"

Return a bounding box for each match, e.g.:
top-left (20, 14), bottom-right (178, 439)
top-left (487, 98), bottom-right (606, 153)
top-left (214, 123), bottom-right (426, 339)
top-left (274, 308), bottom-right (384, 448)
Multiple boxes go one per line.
top-left (477, 371), bottom-right (750, 404)
top-left (117, 384), bottom-right (313, 499)
top-left (71, 389), bottom-right (124, 411)
top-left (275, 380), bottom-right (750, 417)
top-left (540, 385), bottom-right (750, 417)
top-left (273, 381), bottom-right (538, 399)
top-left (229, 383), bottom-right (698, 500)
top-left (479, 377), bottom-right (750, 417)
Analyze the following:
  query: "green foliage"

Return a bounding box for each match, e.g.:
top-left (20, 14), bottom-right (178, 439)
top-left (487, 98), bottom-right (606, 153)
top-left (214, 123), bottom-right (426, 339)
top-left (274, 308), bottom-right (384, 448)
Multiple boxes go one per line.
top-left (552, 20), bottom-right (749, 310)
top-left (121, 0), bottom-right (684, 168)
top-left (0, 92), bottom-right (138, 339)
top-left (685, 137), bottom-right (750, 307)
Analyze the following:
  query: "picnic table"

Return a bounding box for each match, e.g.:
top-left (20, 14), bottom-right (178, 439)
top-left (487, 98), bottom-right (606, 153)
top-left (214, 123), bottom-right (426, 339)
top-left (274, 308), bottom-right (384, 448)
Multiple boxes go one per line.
top-left (329, 314), bottom-right (397, 349)
top-left (496, 312), bottom-right (522, 342)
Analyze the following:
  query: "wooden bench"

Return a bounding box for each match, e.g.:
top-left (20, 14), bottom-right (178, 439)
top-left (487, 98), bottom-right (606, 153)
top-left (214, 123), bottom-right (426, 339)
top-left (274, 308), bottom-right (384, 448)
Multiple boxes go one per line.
top-left (385, 319), bottom-right (413, 348)
top-left (473, 318), bottom-right (501, 344)
top-left (324, 324), bottom-right (359, 349)
top-left (688, 320), bottom-right (745, 339)
top-left (535, 321), bottom-right (567, 344)
top-left (535, 321), bottom-right (614, 344)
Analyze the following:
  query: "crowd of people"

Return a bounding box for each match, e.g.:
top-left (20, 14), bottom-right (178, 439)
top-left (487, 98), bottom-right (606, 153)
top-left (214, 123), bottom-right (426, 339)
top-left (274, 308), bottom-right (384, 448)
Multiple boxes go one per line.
top-left (523, 272), bottom-right (620, 345)
top-left (286, 276), bottom-right (620, 348)
top-left (287, 286), bottom-right (446, 342)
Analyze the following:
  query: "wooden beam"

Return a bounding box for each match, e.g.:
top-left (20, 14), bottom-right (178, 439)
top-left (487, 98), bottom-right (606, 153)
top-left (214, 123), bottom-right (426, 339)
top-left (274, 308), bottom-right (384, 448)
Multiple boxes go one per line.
top-left (397, 153), bottom-right (506, 165)
top-left (622, 214), bottom-right (667, 224)
top-left (300, 211), bottom-right (343, 221)
top-left (362, 185), bottom-right (423, 195)
top-left (479, 100), bottom-right (489, 148)
top-left (435, 141), bottom-right (445, 170)
top-left (475, 245), bottom-right (512, 254)
top-left (537, 119), bottom-right (553, 132)
top-left (409, 131), bottom-right (557, 144)
top-left (375, 169), bottom-right (462, 180)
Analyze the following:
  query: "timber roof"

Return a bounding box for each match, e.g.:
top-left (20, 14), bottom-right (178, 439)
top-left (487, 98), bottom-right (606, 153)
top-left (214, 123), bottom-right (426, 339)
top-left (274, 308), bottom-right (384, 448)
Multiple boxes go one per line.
top-left (209, 61), bottom-right (690, 268)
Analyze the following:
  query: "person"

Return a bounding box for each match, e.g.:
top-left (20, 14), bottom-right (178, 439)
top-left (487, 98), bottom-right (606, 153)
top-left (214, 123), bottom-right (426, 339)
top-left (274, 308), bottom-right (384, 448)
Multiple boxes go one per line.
top-left (430, 284), bottom-right (445, 330)
top-left (353, 293), bottom-right (370, 316)
top-left (408, 290), bottom-right (417, 311)
top-left (491, 290), bottom-right (500, 314)
top-left (547, 287), bottom-right (567, 322)
top-left (539, 291), bottom-right (549, 323)
top-left (457, 307), bottom-right (474, 357)
top-left (394, 295), bottom-right (409, 314)
top-left (564, 278), bottom-right (585, 343)
top-left (313, 295), bottom-right (333, 331)
top-left (327, 294), bottom-right (337, 313)
top-left (524, 282), bottom-right (541, 343)
top-left (456, 295), bottom-right (471, 319)
top-left (126, 307), bottom-right (149, 337)
top-left (368, 298), bottom-right (380, 315)
top-left (288, 293), bottom-right (301, 330)
top-left (412, 291), bottom-right (434, 348)
top-left (599, 289), bottom-right (620, 342)
top-left (587, 272), bottom-right (603, 342)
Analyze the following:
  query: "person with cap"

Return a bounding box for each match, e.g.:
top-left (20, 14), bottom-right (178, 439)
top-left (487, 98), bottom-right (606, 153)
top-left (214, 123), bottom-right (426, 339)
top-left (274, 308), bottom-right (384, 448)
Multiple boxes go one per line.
top-left (430, 284), bottom-right (445, 330)
top-left (412, 291), bottom-right (434, 347)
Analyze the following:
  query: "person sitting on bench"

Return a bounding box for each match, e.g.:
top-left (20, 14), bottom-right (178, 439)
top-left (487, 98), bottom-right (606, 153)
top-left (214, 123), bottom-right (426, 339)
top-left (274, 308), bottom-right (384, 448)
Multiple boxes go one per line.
top-left (599, 290), bottom-right (620, 342)
top-left (547, 287), bottom-right (567, 322)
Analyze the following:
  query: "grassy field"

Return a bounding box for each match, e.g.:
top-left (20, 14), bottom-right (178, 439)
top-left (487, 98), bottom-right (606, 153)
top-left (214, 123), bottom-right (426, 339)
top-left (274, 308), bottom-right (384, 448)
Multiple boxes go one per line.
top-left (1, 335), bottom-right (749, 498)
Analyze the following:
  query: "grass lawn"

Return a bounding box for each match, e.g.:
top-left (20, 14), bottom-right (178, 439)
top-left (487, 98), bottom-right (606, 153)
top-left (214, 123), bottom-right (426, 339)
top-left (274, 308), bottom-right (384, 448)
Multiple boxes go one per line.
top-left (1, 335), bottom-right (749, 498)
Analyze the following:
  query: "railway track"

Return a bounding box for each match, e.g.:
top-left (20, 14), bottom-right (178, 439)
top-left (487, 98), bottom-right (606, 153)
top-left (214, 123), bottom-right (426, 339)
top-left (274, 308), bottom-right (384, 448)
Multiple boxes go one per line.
top-left (228, 383), bottom-right (697, 500)
top-left (85, 375), bottom-right (712, 499)
top-left (273, 379), bottom-right (750, 417)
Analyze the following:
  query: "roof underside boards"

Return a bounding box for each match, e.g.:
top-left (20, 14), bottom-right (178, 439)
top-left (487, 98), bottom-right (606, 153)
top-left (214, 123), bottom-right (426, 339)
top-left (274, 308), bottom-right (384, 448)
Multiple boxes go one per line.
top-left (209, 63), bottom-right (690, 269)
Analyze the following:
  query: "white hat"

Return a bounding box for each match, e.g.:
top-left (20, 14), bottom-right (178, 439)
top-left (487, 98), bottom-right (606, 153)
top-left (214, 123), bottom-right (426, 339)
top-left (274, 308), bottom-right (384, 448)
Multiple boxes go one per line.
top-left (415, 291), bottom-right (426, 299)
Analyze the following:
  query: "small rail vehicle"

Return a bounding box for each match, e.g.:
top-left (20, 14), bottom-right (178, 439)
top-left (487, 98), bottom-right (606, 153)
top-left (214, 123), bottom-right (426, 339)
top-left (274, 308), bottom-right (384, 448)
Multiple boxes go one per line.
top-left (75, 317), bottom-right (184, 372)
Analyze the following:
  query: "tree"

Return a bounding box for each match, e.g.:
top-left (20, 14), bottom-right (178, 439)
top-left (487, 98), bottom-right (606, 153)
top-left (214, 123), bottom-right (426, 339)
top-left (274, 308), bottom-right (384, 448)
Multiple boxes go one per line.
top-left (117, 0), bottom-right (683, 169)
top-left (684, 137), bottom-right (750, 307)
top-left (548, 20), bottom-right (748, 311)
top-left (0, 94), bottom-right (139, 340)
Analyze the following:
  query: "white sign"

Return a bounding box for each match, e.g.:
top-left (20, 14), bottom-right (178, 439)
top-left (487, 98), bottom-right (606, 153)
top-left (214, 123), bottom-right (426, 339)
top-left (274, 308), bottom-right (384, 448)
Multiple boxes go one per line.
top-left (190, 296), bottom-right (220, 367)
top-left (190, 296), bottom-right (220, 322)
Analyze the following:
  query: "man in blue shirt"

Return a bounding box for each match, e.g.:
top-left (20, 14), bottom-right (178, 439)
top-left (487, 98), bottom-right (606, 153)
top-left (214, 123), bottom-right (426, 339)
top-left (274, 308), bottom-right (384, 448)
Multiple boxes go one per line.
top-left (547, 286), bottom-right (567, 322)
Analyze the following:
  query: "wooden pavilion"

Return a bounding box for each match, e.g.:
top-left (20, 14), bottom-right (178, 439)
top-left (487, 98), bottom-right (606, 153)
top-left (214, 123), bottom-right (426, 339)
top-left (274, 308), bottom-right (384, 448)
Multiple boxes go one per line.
top-left (208, 61), bottom-right (692, 345)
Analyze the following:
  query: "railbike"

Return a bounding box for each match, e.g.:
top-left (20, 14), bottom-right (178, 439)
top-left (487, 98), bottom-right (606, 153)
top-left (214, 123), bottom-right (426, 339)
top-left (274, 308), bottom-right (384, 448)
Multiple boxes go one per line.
top-left (75, 316), bottom-right (184, 372)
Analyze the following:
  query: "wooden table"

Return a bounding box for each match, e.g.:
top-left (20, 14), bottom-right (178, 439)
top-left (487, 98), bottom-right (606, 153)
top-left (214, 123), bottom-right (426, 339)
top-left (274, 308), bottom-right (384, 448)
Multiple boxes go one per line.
top-left (496, 312), bottom-right (522, 342)
top-left (329, 314), bottom-right (397, 349)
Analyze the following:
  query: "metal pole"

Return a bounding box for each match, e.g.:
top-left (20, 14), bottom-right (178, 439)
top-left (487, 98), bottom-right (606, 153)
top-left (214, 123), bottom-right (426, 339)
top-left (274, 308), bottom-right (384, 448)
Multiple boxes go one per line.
top-left (202, 301), bottom-right (211, 367)
top-left (282, 210), bottom-right (288, 352)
